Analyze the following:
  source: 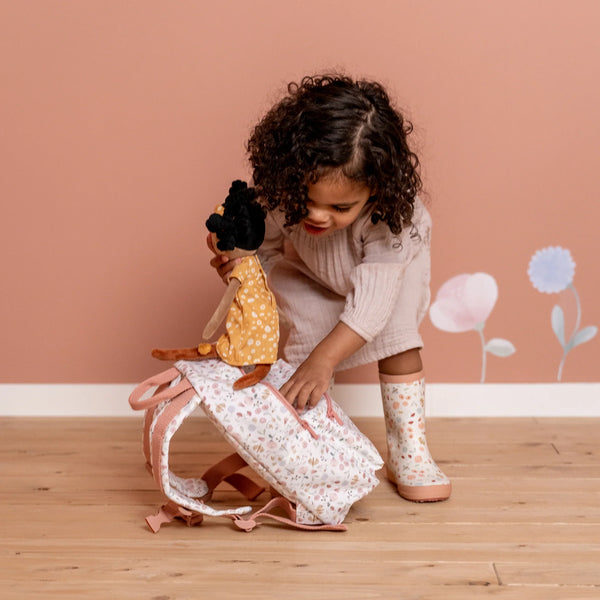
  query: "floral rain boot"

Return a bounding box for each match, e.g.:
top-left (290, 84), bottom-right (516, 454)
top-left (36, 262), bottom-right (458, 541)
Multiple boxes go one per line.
top-left (380, 370), bottom-right (451, 502)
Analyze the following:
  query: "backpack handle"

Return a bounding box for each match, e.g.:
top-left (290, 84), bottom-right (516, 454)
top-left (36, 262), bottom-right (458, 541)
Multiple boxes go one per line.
top-left (129, 367), bottom-right (190, 410)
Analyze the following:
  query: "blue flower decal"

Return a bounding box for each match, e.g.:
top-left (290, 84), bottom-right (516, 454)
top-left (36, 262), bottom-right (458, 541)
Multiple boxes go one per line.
top-left (528, 247), bottom-right (597, 380)
top-left (528, 246), bottom-right (575, 293)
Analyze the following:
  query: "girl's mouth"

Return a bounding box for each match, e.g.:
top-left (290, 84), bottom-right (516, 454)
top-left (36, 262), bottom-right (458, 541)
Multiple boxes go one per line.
top-left (303, 222), bottom-right (329, 235)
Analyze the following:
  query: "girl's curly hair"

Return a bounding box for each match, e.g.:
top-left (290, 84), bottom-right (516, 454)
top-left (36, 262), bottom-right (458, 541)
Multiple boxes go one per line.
top-left (247, 75), bottom-right (422, 235)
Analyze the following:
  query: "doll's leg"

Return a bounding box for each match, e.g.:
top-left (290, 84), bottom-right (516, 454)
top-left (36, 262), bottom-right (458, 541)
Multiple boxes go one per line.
top-left (379, 349), bottom-right (451, 502)
top-left (151, 344), bottom-right (218, 361)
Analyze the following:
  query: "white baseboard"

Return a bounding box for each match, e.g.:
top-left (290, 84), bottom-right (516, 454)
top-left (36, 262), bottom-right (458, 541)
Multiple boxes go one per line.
top-left (334, 383), bottom-right (600, 417)
top-left (1, 383), bottom-right (599, 417)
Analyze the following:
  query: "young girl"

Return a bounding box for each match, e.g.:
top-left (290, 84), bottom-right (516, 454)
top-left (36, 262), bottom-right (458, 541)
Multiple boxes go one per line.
top-left (211, 75), bottom-right (451, 503)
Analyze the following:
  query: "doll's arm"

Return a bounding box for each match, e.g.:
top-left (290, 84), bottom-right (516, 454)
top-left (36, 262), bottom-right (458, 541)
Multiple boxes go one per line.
top-left (202, 277), bottom-right (241, 339)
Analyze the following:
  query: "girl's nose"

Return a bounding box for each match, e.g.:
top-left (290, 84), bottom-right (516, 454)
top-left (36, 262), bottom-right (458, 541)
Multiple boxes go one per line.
top-left (307, 205), bottom-right (328, 224)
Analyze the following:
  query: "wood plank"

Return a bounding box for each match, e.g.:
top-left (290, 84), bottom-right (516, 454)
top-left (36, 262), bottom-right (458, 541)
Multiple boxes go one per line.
top-left (4, 416), bottom-right (598, 444)
top-left (2, 548), bottom-right (498, 586)
top-left (7, 484), bottom-right (600, 527)
top-left (5, 473), bottom-right (600, 495)
top-left (3, 539), bottom-right (599, 571)
top-left (4, 585), bottom-right (600, 600)
top-left (496, 561), bottom-right (600, 586)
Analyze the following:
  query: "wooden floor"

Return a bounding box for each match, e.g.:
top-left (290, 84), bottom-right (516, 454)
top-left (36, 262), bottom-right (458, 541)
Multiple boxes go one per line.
top-left (1, 416), bottom-right (599, 599)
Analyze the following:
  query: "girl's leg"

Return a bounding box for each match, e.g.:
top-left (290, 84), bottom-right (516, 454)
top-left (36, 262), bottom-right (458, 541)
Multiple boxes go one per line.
top-left (378, 349), bottom-right (451, 502)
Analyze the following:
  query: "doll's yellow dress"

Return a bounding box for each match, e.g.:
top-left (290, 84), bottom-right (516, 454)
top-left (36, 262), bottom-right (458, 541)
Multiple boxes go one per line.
top-left (216, 255), bottom-right (279, 366)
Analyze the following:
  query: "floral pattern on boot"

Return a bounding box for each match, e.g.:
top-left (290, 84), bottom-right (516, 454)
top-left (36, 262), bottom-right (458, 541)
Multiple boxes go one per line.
top-left (380, 372), bottom-right (451, 502)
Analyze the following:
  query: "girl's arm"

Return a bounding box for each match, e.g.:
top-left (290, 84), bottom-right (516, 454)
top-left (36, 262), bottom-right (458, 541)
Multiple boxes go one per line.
top-left (256, 210), bottom-right (285, 274)
top-left (279, 322), bottom-right (366, 411)
top-left (280, 202), bottom-right (431, 410)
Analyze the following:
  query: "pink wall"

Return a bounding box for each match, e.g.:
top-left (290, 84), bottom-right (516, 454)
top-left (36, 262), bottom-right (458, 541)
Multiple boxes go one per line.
top-left (1, 1), bottom-right (598, 384)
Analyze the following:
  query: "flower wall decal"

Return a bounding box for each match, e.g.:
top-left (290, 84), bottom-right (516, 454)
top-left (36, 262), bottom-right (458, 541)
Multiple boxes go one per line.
top-left (429, 273), bottom-right (516, 382)
top-left (528, 246), bottom-right (576, 293)
top-left (528, 246), bottom-right (597, 381)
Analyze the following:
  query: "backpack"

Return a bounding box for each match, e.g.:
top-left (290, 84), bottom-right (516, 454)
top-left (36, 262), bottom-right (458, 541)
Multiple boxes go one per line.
top-left (128, 358), bottom-right (383, 532)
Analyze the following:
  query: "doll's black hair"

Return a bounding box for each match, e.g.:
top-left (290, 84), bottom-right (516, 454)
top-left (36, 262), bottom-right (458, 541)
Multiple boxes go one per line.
top-left (247, 74), bottom-right (422, 235)
top-left (206, 180), bottom-right (266, 252)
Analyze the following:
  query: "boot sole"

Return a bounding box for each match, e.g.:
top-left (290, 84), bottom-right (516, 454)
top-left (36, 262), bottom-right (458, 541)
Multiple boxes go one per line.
top-left (386, 466), bottom-right (452, 502)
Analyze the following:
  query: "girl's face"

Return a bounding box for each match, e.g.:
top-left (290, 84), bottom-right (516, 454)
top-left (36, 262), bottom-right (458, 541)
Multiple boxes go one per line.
top-left (303, 175), bottom-right (372, 236)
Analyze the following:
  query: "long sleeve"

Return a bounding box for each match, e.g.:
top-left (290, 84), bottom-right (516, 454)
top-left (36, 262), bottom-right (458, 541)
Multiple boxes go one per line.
top-left (339, 202), bottom-right (431, 342)
top-left (257, 211), bottom-right (285, 275)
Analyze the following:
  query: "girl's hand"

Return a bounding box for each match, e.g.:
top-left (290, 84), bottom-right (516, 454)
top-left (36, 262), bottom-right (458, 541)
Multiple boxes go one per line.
top-left (279, 322), bottom-right (367, 412)
top-left (279, 351), bottom-right (334, 412)
top-left (206, 233), bottom-right (240, 284)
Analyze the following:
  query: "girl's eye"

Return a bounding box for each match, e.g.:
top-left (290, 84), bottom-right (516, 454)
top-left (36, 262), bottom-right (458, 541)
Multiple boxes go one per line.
top-left (333, 205), bottom-right (352, 213)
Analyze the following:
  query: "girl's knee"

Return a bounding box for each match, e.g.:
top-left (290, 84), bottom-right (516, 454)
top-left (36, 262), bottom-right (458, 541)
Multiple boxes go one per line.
top-left (378, 348), bottom-right (423, 376)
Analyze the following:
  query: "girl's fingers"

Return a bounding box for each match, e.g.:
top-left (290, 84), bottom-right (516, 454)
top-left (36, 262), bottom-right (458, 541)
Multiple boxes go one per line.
top-left (206, 233), bottom-right (217, 254)
top-left (280, 378), bottom-right (324, 412)
top-left (294, 383), bottom-right (313, 412)
top-left (279, 378), bottom-right (294, 401)
top-left (209, 254), bottom-right (241, 284)
top-left (308, 387), bottom-right (324, 408)
top-left (280, 378), bottom-right (303, 407)
top-left (210, 254), bottom-right (228, 269)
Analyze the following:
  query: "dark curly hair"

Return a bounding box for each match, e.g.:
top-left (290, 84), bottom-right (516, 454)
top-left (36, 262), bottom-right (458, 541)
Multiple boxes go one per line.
top-left (206, 180), bottom-right (266, 252)
top-left (247, 75), bottom-right (422, 235)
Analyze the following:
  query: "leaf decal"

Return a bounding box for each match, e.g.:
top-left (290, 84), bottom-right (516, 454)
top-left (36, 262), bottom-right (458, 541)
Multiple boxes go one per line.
top-left (484, 338), bottom-right (516, 357)
top-left (566, 325), bottom-right (598, 351)
top-left (551, 305), bottom-right (565, 347)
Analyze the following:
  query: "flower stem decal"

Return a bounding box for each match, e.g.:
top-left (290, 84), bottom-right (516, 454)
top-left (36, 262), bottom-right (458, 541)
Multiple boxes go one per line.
top-left (429, 273), bottom-right (516, 382)
top-left (528, 247), bottom-right (597, 381)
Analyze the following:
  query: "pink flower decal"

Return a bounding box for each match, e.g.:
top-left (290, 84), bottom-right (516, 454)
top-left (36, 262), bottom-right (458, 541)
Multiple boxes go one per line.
top-left (429, 273), bottom-right (515, 382)
top-left (429, 273), bottom-right (498, 332)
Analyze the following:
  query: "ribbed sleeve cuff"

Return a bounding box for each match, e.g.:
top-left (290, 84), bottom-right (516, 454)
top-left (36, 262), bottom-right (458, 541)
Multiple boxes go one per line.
top-left (338, 314), bottom-right (375, 343)
top-left (340, 263), bottom-right (403, 342)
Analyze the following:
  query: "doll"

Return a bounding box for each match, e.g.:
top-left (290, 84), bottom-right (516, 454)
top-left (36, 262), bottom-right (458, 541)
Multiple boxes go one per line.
top-left (152, 180), bottom-right (279, 390)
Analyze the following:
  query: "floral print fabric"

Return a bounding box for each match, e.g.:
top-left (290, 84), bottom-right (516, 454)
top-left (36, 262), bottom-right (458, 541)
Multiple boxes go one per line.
top-left (152, 358), bottom-right (384, 526)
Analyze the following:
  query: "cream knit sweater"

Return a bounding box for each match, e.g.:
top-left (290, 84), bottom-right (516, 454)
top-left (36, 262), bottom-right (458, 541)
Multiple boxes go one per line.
top-left (258, 199), bottom-right (432, 369)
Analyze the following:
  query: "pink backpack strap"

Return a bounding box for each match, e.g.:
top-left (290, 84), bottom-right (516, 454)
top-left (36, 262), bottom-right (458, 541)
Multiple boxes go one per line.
top-left (129, 367), bottom-right (196, 487)
top-left (232, 497), bottom-right (348, 532)
top-left (146, 501), bottom-right (205, 533)
top-left (150, 387), bottom-right (196, 491)
top-left (201, 453), bottom-right (265, 501)
top-left (129, 367), bottom-right (182, 410)
top-left (142, 380), bottom-right (171, 470)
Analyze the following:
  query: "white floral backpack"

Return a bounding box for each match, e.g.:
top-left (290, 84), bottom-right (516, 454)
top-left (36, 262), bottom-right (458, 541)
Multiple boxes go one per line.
top-left (128, 358), bottom-right (383, 532)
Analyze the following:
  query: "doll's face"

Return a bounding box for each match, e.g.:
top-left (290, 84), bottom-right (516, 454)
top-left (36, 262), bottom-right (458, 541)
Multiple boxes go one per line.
top-left (210, 232), bottom-right (255, 259)
top-left (303, 175), bottom-right (372, 236)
